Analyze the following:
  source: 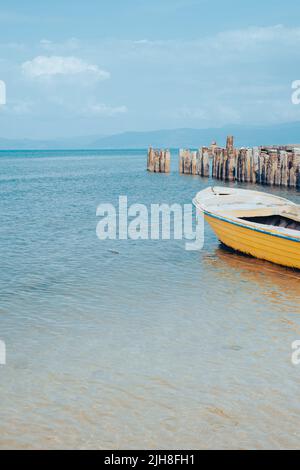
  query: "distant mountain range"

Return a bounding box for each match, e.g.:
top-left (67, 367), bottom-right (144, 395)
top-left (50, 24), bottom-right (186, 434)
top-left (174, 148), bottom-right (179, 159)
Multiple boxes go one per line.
top-left (0, 135), bottom-right (105, 150)
top-left (1, 122), bottom-right (300, 150)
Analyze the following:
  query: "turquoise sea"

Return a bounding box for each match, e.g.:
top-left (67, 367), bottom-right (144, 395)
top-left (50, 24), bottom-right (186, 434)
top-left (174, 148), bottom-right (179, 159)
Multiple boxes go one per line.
top-left (0, 149), bottom-right (300, 449)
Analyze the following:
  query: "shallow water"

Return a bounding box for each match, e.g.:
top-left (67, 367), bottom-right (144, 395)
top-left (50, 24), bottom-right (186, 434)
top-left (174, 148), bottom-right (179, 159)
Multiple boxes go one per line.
top-left (0, 149), bottom-right (299, 449)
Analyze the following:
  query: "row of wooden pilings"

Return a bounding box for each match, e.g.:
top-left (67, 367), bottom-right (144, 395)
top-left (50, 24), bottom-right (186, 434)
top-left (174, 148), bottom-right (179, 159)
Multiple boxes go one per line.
top-left (147, 148), bottom-right (171, 173)
top-left (147, 137), bottom-right (300, 188)
top-left (178, 148), bottom-right (210, 177)
top-left (212, 137), bottom-right (300, 188)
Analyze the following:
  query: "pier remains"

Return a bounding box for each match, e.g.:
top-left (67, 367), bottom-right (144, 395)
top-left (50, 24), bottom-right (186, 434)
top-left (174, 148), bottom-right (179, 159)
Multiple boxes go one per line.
top-left (147, 147), bottom-right (171, 173)
top-left (147, 139), bottom-right (300, 188)
top-left (177, 137), bottom-right (300, 188)
top-left (211, 137), bottom-right (300, 188)
top-left (178, 148), bottom-right (210, 177)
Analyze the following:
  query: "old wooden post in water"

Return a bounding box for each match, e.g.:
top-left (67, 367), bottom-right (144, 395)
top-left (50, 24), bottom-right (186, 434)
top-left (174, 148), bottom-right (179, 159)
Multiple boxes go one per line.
top-left (147, 147), bottom-right (170, 173)
top-left (179, 144), bottom-right (213, 177)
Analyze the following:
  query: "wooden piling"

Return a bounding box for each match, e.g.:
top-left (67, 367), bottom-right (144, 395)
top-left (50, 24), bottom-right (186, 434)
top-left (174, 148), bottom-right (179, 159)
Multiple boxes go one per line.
top-left (252, 147), bottom-right (260, 183)
top-left (147, 147), bottom-right (155, 172)
top-left (147, 147), bottom-right (170, 173)
top-left (211, 139), bottom-right (300, 188)
top-left (165, 150), bottom-right (171, 173)
top-left (150, 138), bottom-right (300, 189)
top-left (179, 147), bottom-right (211, 176)
top-left (200, 148), bottom-right (210, 177)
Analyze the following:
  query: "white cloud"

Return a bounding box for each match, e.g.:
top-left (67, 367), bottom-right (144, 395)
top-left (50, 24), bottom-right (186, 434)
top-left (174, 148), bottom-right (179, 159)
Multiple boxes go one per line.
top-left (21, 56), bottom-right (110, 80)
top-left (5, 24), bottom-right (300, 134)
top-left (133, 39), bottom-right (151, 45)
top-left (118, 25), bottom-right (300, 66)
top-left (214, 24), bottom-right (300, 46)
top-left (39, 38), bottom-right (81, 52)
top-left (0, 42), bottom-right (25, 51)
top-left (82, 103), bottom-right (128, 116)
top-left (11, 101), bottom-right (33, 115)
top-left (0, 100), bottom-right (34, 115)
top-left (170, 104), bottom-right (241, 126)
top-left (39, 39), bottom-right (53, 50)
top-left (0, 11), bottom-right (34, 24)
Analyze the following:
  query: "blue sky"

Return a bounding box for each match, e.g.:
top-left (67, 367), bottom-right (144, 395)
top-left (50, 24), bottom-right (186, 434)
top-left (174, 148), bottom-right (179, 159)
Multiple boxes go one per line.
top-left (1, 0), bottom-right (300, 139)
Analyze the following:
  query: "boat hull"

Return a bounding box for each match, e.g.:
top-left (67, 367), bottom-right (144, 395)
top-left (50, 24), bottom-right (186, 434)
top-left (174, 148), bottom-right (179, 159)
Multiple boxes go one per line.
top-left (205, 212), bottom-right (300, 270)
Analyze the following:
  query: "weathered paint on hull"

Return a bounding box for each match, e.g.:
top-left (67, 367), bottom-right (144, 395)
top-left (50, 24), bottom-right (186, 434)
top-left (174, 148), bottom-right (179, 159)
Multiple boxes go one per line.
top-left (205, 212), bottom-right (300, 270)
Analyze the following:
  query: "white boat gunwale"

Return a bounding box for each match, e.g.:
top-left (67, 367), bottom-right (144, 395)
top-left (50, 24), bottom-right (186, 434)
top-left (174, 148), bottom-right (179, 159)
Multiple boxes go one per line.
top-left (193, 186), bottom-right (300, 242)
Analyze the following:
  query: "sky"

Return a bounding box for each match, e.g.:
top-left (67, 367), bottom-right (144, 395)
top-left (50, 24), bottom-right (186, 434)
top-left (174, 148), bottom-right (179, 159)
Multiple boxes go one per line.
top-left (1, 0), bottom-right (300, 139)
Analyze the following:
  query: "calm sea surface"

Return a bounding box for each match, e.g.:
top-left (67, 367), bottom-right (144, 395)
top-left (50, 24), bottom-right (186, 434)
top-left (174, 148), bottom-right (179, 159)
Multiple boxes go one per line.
top-left (0, 149), bottom-right (300, 449)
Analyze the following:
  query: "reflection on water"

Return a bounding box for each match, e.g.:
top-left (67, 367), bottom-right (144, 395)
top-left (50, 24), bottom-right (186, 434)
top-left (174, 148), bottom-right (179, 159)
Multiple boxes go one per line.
top-left (0, 150), bottom-right (300, 449)
top-left (203, 246), bottom-right (300, 311)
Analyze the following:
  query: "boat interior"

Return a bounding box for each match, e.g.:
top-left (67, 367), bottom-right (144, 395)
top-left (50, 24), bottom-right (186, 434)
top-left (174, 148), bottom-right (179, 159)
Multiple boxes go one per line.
top-left (194, 187), bottom-right (300, 234)
top-left (240, 215), bottom-right (300, 232)
top-left (217, 203), bottom-right (300, 233)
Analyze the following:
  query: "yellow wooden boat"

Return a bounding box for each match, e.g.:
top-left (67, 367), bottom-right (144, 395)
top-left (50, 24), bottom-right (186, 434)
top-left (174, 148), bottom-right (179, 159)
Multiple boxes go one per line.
top-left (193, 187), bottom-right (300, 269)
